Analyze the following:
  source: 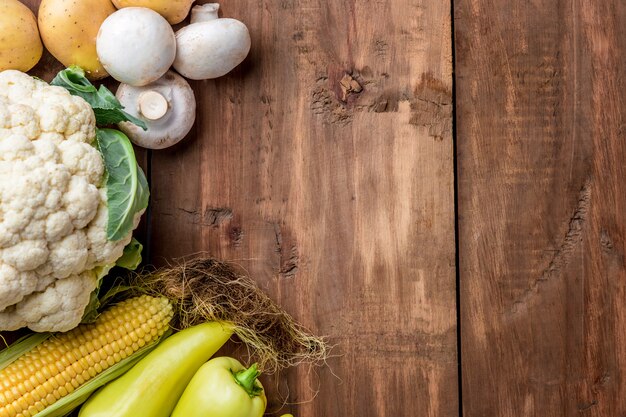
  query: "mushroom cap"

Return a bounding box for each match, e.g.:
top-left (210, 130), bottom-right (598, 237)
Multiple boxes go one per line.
top-left (173, 17), bottom-right (251, 80)
top-left (97, 7), bottom-right (176, 86)
top-left (116, 71), bottom-right (196, 149)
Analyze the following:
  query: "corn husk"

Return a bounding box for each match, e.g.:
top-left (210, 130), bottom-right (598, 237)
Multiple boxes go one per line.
top-left (0, 333), bottom-right (51, 371)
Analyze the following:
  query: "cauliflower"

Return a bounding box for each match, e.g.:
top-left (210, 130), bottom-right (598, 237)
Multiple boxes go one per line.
top-left (0, 71), bottom-right (140, 332)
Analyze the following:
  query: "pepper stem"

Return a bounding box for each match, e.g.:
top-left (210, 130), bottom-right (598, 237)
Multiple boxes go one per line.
top-left (232, 363), bottom-right (263, 398)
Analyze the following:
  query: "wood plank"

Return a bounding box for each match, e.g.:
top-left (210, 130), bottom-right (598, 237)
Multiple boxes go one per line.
top-left (149, 0), bottom-right (457, 415)
top-left (455, 0), bottom-right (626, 414)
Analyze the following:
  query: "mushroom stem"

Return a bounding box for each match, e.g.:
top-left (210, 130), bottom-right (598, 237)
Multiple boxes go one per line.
top-left (190, 3), bottom-right (220, 23)
top-left (138, 90), bottom-right (169, 121)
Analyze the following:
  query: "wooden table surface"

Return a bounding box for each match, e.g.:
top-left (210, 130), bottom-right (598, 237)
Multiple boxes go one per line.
top-left (8, 0), bottom-right (626, 415)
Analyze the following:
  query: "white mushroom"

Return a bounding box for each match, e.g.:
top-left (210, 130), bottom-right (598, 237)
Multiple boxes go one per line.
top-left (116, 71), bottom-right (196, 149)
top-left (173, 3), bottom-right (251, 80)
top-left (97, 7), bottom-right (176, 86)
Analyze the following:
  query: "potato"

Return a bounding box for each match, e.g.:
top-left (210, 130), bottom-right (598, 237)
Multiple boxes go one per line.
top-left (111, 0), bottom-right (195, 24)
top-left (38, 0), bottom-right (116, 80)
top-left (0, 0), bottom-right (43, 72)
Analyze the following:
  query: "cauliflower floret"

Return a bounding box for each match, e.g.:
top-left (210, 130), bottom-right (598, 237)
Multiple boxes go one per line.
top-left (63, 176), bottom-right (101, 229)
top-left (0, 71), bottom-right (137, 332)
top-left (0, 272), bottom-right (98, 332)
top-left (0, 264), bottom-right (36, 311)
top-left (58, 140), bottom-right (104, 185)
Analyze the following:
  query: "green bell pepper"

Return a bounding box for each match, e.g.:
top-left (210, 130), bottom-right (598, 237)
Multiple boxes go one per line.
top-left (171, 357), bottom-right (267, 417)
top-left (79, 322), bottom-right (234, 417)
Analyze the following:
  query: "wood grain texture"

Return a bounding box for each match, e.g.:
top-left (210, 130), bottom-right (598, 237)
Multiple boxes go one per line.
top-left (148, 0), bottom-right (457, 416)
top-left (4, 1), bottom-right (456, 414)
top-left (455, 0), bottom-right (626, 415)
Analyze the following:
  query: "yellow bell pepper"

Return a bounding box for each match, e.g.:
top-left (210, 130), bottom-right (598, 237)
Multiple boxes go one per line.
top-left (171, 357), bottom-right (267, 417)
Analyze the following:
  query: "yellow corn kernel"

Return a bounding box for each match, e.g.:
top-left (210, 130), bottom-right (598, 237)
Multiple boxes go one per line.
top-left (93, 363), bottom-right (103, 374)
top-left (0, 296), bottom-right (172, 416)
top-left (4, 403), bottom-right (16, 417)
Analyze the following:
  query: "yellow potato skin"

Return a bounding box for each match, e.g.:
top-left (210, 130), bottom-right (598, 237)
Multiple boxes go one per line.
top-left (112, 0), bottom-right (194, 24)
top-left (38, 0), bottom-right (116, 80)
top-left (0, 0), bottom-right (43, 72)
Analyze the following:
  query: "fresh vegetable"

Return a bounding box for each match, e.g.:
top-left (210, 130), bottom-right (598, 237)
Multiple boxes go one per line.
top-left (0, 70), bottom-right (146, 332)
top-left (38, 0), bottom-right (116, 80)
top-left (111, 0), bottom-right (196, 24)
top-left (116, 71), bottom-right (197, 149)
top-left (0, 295), bottom-right (173, 417)
top-left (96, 7), bottom-right (177, 86)
top-left (173, 3), bottom-right (251, 80)
top-left (0, 0), bottom-right (43, 72)
top-left (171, 357), bottom-right (267, 417)
top-left (78, 322), bottom-right (233, 417)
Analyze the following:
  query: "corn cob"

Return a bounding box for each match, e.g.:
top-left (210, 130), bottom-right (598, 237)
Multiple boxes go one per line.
top-left (0, 295), bottom-right (173, 417)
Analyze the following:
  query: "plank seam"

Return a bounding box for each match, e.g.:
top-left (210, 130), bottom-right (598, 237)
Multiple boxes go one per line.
top-left (450, 0), bottom-right (463, 415)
